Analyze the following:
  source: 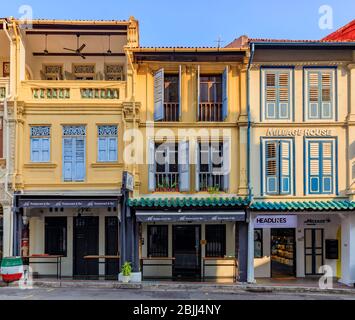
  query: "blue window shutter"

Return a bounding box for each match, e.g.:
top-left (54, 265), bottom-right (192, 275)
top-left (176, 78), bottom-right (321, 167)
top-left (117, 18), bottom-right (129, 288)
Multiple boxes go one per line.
top-left (197, 65), bottom-right (200, 121)
top-left (277, 72), bottom-right (290, 119)
top-left (178, 140), bottom-right (190, 191)
top-left (98, 137), bottom-right (107, 162)
top-left (108, 137), bottom-right (117, 161)
top-left (178, 65), bottom-right (182, 120)
top-left (154, 68), bottom-right (164, 121)
top-left (148, 139), bottom-right (155, 191)
top-left (321, 141), bottom-right (333, 193)
top-left (308, 141), bottom-right (320, 193)
top-left (31, 138), bottom-right (40, 162)
top-left (75, 138), bottom-right (85, 181)
top-left (320, 72), bottom-right (332, 119)
top-left (63, 138), bottom-right (73, 181)
top-left (222, 66), bottom-right (228, 121)
top-left (222, 140), bottom-right (230, 191)
top-left (279, 141), bottom-right (291, 194)
top-left (265, 141), bottom-right (278, 194)
top-left (195, 141), bottom-right (200, 191)
top-left (41, 138), bottom-right (50, 162)
top-left (308, 72), bottom-right (320, 119)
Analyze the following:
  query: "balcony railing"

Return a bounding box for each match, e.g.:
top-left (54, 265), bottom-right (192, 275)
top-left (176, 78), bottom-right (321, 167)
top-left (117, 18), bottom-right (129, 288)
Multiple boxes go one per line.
top-left (21, 80), bottom-right (126, 102)
top-left (198, 102), bottom-right (222, 121)
top-left (155, 172), bottom-right (179, 192)
top-left (163, 102), bottom-right (179, 121)
top-left (199, 172), bottom-right (224, 192)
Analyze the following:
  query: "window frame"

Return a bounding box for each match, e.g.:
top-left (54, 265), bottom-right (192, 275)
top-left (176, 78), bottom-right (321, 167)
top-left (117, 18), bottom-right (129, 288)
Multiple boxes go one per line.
top-left (30, 126), bottom-right (51, 163)
top-left (205, 224), bottom-right (226, 258)
top-left (44, 217), bottom-right (67, 256)
top-left (97, 125), bottom-right (118, 162)
top-left (147, 225), bottom-right (169, 257)
top-left (304, 67), bottom-right (336, 121)
top-left (261, 67), bottom-right (293, 122)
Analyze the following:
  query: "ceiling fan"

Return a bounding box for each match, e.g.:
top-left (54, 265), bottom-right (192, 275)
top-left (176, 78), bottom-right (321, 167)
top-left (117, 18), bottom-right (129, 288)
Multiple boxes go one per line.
top-left (63, 35), bottom-right (86, 59)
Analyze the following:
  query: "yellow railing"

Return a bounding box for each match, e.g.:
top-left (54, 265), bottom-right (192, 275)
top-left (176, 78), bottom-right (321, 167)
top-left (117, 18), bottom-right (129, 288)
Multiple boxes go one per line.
top-left (20, 80), bottom-right (126, 102)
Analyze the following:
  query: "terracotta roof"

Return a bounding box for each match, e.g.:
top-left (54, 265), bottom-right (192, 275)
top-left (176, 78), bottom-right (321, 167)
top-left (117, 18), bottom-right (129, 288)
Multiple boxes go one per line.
top-left (323, 19), bottom-right (355, 41)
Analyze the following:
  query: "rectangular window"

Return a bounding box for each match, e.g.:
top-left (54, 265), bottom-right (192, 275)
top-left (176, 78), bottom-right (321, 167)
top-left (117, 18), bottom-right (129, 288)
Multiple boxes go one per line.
top-left (62, 125), bottom-right (86, 182)
top-left (263, 139), bottom-right (292, 195)
top-left (45, 217), bottom-right (67, 256)
top-left (307, 139), bottom-right (335, 194)
top-left (104, 64), bottom-right (124, 81)
top-left (305, 69), bottom-right (335, 120)
top-left (98, 125), bottom-right (118, 162)
top-left (263, 69), bottom-right (291, 120)
top-left (147, 225), bottom-right (168, 257)
top-left (205, 225), bottom-right (226, 257)
top-left (30, 126), bottom-right (50, 162)
top-left (254, 229), bottom-right (263, 258)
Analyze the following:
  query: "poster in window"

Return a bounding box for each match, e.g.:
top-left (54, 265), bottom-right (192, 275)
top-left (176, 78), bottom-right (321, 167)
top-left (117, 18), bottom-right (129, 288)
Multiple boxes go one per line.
top-left (3, 62), bottom-right (10, 77)
top-left (254, 229), bottom-right (263, 258)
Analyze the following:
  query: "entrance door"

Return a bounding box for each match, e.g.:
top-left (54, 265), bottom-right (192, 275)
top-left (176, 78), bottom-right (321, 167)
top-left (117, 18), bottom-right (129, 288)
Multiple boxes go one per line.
top-left (73, 216), bottom-right (99, 278)
top-left (173, 225), bottom-right (201, 279)
top-left (105, 216), bottom-right (119, 279)
top-left (271, 228), bottom-right (296, 278)
top-left (305, 228), bottom-right (324, 275)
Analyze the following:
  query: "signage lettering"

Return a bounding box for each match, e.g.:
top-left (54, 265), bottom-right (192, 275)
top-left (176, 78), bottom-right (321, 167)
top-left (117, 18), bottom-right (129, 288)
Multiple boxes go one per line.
top-left (254, 215), bottom-right (298, 228)
top-left (266, 128), bottom-right (332, 137)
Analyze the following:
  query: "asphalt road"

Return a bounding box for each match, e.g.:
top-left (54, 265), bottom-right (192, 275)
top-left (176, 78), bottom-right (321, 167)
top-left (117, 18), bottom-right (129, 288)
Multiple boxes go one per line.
top-left (0, 287), bottom-right (354, 300)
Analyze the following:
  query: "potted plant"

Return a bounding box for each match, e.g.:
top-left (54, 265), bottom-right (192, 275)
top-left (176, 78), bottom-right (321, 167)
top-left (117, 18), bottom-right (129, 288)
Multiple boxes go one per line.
top-left (121, 261), bottom-right (132, 283)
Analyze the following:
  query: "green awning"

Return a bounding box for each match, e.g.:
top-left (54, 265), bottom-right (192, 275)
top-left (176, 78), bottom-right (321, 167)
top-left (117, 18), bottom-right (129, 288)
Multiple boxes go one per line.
top-left (250, 200), bottom-right (355, 211)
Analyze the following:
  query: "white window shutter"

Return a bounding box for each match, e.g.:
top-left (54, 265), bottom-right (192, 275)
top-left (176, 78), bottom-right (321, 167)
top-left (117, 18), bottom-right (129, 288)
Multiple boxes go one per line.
top-left (178, 140), bottom-right (190, 191)
top-left (178, 65), bottom-right (182, 120)
top-left (195, 141), bottom-right (200, 191)
top-left (222, 66), bottom-right (228, 121)
top-left (148, 139), bottom-right (156, 191)
top-left (222, 140), bottom-right (230, 192)
top-left (154, 68), bottom-right (164, 121)
top-left (279, 141), bottom-right (291, 194)
top-left (197, 65), bottom-right (200, 121)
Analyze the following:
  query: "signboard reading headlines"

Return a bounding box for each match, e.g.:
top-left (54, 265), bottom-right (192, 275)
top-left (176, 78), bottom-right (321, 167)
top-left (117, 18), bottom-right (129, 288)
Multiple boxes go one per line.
top-left (254, 215), bottom-right (298, 228)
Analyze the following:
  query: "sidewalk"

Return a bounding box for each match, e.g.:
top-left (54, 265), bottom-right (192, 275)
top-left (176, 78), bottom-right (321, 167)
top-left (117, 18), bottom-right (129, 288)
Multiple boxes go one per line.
top-left (2, 277), bottom-right (354, 295)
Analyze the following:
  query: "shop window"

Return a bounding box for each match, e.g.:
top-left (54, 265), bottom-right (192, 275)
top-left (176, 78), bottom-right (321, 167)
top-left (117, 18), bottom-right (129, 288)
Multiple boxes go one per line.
top-left (45, 217), bottom-right (67, 256)
top-left (97, 125), bottom-right (118, 162)
top-left (30, 126), bottom-right (51, 162)
top-left (205, 225), bottom-right (226, 257)
top-left (254, 229), bottom-right (263, 258)
top-left (147, 225), bottom-right (168, 257)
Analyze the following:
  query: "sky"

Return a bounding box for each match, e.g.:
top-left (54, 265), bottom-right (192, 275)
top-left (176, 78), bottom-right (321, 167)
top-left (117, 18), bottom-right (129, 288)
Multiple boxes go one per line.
top-left (0, 0), bottom-right (354, 46)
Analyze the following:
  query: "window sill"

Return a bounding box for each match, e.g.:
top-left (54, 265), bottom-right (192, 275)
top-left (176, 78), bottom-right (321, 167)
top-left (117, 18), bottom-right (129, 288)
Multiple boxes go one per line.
top-left (24, 162), bottom-right (57, 169)
top-left (91, 162), bottom-right (123, 168)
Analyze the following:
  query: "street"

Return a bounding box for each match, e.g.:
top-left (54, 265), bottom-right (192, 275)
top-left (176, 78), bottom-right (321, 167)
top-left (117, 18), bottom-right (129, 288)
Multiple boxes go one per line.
top-left (0, 287), bottom-right (354, 300)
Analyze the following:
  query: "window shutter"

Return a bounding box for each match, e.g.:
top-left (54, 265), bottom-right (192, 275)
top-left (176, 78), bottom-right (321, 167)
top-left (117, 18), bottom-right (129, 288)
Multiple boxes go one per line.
top-left (308, 72), bottom-right (320, 118)
top-left (222, 140), bottom-right (230, 192)
top-left (41, 138), bottom-right (50, 162)
top-left (321, 141), bottom-right (333, 193)
top-left (178, 140), bottom-right (190, 191)
top-left (63, 138), bottom-right (73, 181)
top-left (197, 65), bottom-right (200, 121)
top-left (154, 68), bottom-right (164, 121)
top-left (222, 66), bottom-right (228, 121)
top-left (75, 138), bottom-right (85, 181)
top-left (279, 141), bottom-right (291, 194)
top-left (98, 137), bottom-right (107, 161)
top-left (178, 65), bottom-right (182, 120)
top-left (108, 137), bottom-right (117, 161)
top-left (309, 141), bottom-right (320, 193)
top-left (265, 72), bottom-right (276, 119)
top-left (195, 141), bottom-right (200, 191)
top-left (265, 141), bottom-right (278, 193)
top-left (278, 72), bottom-right (289, 119)
top-left (321, 72), bottom-right (332, 118)
top-left (31, 138), bottom-right (40, 162)
top-left (148, 139), bottom-right (155, 191)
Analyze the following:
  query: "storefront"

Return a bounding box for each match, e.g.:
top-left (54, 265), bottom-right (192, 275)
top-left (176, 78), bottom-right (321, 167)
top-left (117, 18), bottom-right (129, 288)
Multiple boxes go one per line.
top-left (13, 194), bottom-right (120, 279)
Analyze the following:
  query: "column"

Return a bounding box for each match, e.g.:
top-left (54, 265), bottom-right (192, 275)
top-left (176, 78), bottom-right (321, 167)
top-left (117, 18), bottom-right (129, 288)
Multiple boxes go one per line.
top-left (238, 221), bottom-right (249, 282)
top-left (247, 213), bottom-right (255, 283)
top-left (340, 213), bottom-right (355, 286)
top-left (2, 203), bottom-right (13, 257)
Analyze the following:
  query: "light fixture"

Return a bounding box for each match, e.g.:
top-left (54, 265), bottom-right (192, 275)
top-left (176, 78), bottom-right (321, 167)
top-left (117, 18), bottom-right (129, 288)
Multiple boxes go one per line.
top-left (43, 34), bottom-right (49, 55)
top-left (107, 35), bottom-right (112, 55)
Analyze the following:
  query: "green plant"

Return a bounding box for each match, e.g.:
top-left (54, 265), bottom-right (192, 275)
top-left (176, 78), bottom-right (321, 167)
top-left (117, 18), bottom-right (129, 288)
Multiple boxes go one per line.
top-left (207, 185), bottom-right (221, 194)
top-left (121, 261), bottom-right (132, 276)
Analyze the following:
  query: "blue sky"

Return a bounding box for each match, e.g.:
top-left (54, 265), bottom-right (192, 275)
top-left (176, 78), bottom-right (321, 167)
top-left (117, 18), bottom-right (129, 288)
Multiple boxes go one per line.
top-left (1, 0), bottom-right (354, 46)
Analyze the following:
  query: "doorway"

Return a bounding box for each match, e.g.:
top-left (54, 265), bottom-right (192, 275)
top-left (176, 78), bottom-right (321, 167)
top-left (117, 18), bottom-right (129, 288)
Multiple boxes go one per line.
top-left (73, 216), bottom-right (99, 278)
top-left (173, 225), bottom-right (201, 279)
top-left (271, 228), bottom-right (296, 278)
top-left (305, 228), bottom-right (324, 275)
top-left (105, 216), bottom-right (119, 279)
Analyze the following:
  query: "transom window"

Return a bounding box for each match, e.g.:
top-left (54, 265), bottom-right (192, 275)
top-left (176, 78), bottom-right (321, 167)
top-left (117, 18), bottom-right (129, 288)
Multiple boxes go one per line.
top-left (30, 126), bottom-right (50, 162)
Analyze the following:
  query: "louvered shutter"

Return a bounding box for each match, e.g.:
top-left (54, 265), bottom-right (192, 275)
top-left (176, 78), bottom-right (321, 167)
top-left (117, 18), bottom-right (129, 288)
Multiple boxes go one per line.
top-left (321, 72), bottom-right (332, 118)
top-left (222, 140), bottom-right (230, 191)
top-left (148, 139), bottom-right (155, 191)
top-left (178, 140), bottom-right (190, 191)
top-left (321, 141), bottom-right (333, 193)
top-left (278, 72), bottom-right (289, 119)
top-left (308, 141), bottom-right (320, 193)
top-left (41, 138), bottom-right (50, 162)
top-left (31, 138), bottom-right (40, 162)
top-left (154, 68), bottom-right (164, 121)
top-left (195, 141), bottom-right (200, 191)
top-left (308, 72), bottom-right (320, 118)
top-left (98, 137), bottom-right (107, 161)
top-left (75, 138), bottom-right (85, 181)
top-left (178, 65), bottom-right (182, 120)
top-left (222, 66), bottom-right (228, 121)
top-left (265, 141), bottom-right (278, 193)
top-left (197, 65), bottom-right (200, 121)
top-left (265, 72), bottom-right (276, 118)
top-left (108, 137), bottom-right (117, 161)
top-left (63, 138), bottom-right (73, 181)
top-left (279, 140), bottom-right (291, 194)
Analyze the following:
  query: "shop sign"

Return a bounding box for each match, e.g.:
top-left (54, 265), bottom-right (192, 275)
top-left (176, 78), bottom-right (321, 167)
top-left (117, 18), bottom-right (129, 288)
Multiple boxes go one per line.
top-left (266, 128), bottom-right (332, 137)
top-left (304, 218), bottom-right (331, 226)
top-left (254, 215), bottom-right (297, 228)
top-left (18, 199), bottom-right (118, 208)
